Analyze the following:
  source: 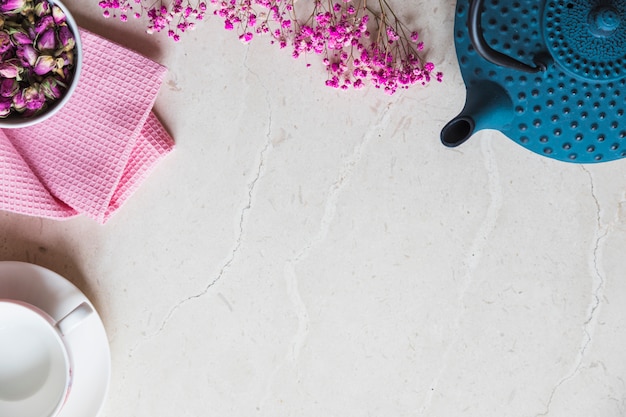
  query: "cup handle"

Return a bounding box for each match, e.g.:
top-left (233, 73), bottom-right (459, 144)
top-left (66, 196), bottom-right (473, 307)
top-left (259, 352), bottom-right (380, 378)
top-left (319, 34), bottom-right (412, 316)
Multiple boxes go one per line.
top-left (56, 302), bottom-right (93, 336)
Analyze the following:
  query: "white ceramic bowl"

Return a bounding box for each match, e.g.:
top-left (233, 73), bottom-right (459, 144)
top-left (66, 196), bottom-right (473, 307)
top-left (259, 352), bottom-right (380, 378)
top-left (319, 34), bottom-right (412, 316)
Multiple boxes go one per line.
top-left (0, 0), bottom-right (82, 129)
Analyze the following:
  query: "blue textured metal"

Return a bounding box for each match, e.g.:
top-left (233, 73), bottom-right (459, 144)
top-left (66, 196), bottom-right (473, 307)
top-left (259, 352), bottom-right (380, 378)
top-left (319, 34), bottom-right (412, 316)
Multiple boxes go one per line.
top-left (449, 0), bottom-right (626, 163)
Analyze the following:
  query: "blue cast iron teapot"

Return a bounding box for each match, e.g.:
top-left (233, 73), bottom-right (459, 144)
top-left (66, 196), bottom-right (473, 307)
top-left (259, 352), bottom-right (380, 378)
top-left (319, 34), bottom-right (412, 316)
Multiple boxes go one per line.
top-left (442, 0), bottom-right (626, 163)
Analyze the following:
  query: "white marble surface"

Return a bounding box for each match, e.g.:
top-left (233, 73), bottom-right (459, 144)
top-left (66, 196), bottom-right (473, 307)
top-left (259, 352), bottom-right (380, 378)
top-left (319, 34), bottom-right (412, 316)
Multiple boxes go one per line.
top-left (2, 1), bottom-right (626, 416)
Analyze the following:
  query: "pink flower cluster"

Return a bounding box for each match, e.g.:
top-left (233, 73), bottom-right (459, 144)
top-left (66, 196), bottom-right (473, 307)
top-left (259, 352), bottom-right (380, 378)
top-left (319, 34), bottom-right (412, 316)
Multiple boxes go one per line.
top-left (98, 0), bottom-right (443, 94)
top-left (98, 0), bottom-right (207, 41)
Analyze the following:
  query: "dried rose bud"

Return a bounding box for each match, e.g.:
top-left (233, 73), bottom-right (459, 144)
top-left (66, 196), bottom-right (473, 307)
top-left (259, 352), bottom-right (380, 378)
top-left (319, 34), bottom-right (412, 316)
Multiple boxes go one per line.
top-left (0, 59), bottom-right (21, 78)
top-left (0, 31), bottom-right (12, 54)
top-left (51, 5), bottom-right (66, 25)
top-left (11, 28), bottom-right (33, 45)
top-left (35, 27), bottom-right (56, 50)
top-left (34, 0), bottom-right (50, 17)
top-left (54, 50), bottom-right (72, 68)
top-left (0, 97), bottom-right (12, 117)
top-left (40, 75), bottom-right (66, 99)
top-left (33, 54), bottom-right (55, 75)
top-left (0, 78), bottom-right (19, 97)
top-left (13, 85), bottom-right (45, 111)
top-left (57, 25), bottom-right (75, 52)
top-left (0, 0), bottom-right (27, 14)
top-left (11, 89), bottom-right (27, 111)
top-left (16, 44), bottom-right (38, 66)
top-left (35, 15), bottom-right (55, 35)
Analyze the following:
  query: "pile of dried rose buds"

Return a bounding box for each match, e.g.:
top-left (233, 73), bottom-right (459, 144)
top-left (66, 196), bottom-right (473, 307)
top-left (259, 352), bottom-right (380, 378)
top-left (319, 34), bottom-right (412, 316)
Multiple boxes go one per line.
top-left (0, 0), bottom-right (77, 118)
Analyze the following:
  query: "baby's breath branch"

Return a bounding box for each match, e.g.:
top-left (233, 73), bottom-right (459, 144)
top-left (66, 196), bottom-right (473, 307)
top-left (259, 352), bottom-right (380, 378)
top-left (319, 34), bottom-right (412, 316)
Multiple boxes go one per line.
top-left (97, 0), bottom-right (443, 93)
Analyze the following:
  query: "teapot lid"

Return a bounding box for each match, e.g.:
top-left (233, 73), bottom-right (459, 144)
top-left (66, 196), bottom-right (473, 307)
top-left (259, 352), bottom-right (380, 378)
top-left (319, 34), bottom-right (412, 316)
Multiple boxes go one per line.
top-left (546, 1), bottom-right (626, 81)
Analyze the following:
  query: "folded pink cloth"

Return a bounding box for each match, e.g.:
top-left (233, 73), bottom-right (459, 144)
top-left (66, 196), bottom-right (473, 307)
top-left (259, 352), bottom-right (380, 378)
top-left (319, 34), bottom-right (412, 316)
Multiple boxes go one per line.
top-left (0, 29), bottom-right (174, 224)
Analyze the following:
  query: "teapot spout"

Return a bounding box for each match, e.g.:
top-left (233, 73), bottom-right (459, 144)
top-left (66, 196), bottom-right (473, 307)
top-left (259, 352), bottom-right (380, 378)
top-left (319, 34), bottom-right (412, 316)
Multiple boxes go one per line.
top-left (440, 115), bottom-right (475, 148)
top-left (440, 81), bottom-right (513, 147)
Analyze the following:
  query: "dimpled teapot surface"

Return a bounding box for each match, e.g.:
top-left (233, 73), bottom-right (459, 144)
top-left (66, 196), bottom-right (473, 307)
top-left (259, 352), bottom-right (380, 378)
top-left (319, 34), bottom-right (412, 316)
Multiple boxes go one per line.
top-left (442, 0), bottom-right (626, 163)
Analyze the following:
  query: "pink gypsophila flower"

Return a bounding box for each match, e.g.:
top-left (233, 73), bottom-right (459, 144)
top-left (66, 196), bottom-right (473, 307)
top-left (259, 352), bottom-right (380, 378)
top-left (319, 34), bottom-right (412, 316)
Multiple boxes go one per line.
top-left (98, 0), bottom-right (443, 93)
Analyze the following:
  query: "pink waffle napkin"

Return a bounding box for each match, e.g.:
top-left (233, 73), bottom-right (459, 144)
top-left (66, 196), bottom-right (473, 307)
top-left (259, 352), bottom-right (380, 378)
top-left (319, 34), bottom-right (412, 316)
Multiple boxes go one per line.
top-left (0, 28), bottom-right (174, 224)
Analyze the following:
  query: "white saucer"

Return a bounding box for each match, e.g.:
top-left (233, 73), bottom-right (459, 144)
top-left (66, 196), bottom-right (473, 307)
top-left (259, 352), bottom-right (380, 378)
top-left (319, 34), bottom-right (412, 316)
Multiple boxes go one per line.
top-left (0, 261), bottom-right (110, 417)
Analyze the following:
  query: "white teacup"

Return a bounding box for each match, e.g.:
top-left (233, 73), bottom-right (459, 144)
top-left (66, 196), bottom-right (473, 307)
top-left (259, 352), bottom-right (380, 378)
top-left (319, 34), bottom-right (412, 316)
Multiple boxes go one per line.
top-left (0, 299), bottom-right (92, 417)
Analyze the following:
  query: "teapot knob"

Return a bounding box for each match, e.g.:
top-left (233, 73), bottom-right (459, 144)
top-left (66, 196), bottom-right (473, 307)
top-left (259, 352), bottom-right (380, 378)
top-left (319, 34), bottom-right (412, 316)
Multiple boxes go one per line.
top-left (589, 6), bottom-right (621, 37)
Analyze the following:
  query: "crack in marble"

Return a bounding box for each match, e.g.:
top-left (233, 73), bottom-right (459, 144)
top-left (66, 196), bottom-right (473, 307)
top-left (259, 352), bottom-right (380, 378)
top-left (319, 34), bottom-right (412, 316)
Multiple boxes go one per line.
top-left (534, 167), bottom-right (607, 417)
top-left (419, 136), bottom-right (503, 414)
top-left (128, 51), bottom-right (273, 357)
top-left (257, 99), bottom-right (397, 410)
top-left (153, 134), bottom-right (272, 334)
top-left (284, 100), bottom-right (396, 360)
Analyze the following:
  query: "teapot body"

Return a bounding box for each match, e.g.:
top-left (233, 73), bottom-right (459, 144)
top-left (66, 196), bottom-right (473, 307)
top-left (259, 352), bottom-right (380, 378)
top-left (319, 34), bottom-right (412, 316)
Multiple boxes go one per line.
top-left (445, 0), bottom-right (626, 163)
